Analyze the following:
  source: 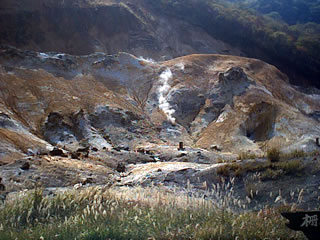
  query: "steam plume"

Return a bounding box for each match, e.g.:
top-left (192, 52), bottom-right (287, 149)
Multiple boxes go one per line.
top-left (137, 56), bottom-right (155, 63)
top-left (158, 68), bottom-right (176, 124)
top-left (176, 62), bottom-right (185, 71)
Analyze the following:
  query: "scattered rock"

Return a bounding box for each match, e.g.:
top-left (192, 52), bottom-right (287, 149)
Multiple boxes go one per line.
top-left (73, 183), bottom-right (82, 189)
top-left (0, 177), bottom-right (4, 192)
top-left (178, 157), bottom-right (189, 162)
top-left (136, 147), bottom-right (146, 154)
top-left (145, 150), bottom-right (152, 155)
top-left (116, 162), bottom-right (126, 173)
top-left (178, 142), bottom-right (185, 151)
top-left (91, 147), bottom-right (98, 152)
top-left (112, 145), bottom-right (130, 152)
top-left (50, 147), bottom-right (65, 156)
top-left (70, 152), bottom-right (80, 159)
top-left (20, 162), bottom-right (30, 170)
top-left (118, 144), bottom-right (130, 151)
top-left (112, 147), bottom-right (121, 152)
top-left (210, 145), bottom-right (222, 152)
top-left (27, 149), bottom-right (37, 156)
top-left (80, 177), bottom-right (93, 185)
top-left (77, 147), bottom-right (89, 153)
top-left (177, 153), bottom-right (187, 158)
top-left (38, 151), bottom-right (49, 156)
top-left (151, 155), bottom-right (160, 161)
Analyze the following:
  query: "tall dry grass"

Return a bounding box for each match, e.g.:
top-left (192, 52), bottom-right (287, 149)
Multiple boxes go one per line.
top-left (0, 182), bottom-right (306, 240)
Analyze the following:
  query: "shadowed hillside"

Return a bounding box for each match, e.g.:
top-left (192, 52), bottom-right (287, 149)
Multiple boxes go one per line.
top-left (0, 0), bottom-right (319, 87)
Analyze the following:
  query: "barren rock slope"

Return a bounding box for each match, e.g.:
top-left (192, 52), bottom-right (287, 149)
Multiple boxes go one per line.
top-left (1, 45), bottom-right (320, 163)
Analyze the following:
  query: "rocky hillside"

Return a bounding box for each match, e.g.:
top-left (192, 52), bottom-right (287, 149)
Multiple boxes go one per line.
top-left (1, 45), bottom-right (320, 162)
top-left (1, 45), bottom-right (320, 212)
top-left (0, 0), bottom-right (242, 58)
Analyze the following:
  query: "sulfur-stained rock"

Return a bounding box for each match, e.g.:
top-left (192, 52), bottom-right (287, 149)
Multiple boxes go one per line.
top-left (0, 45), bottom-right (320, 161)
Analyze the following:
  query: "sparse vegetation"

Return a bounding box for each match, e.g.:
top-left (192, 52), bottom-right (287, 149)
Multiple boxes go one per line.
top-left (273, 159), bottom-right (304, 174)
top-left (217, 158), bottom-right (305, 180)
top-left (244, 181), bottom-right (259, 199)
top-left (267, 147), bottom-right (281, 162)
top-left (282, 149), bottom-right (307, 159)
top-left (0, 186), bottom-right (305, 240)
top-left (260, 159), bottom-right (304, 180)
top-left (309, 150), bottom-right (320, 156)
top-left (260, 168), bottom-right (283, 181)
top-left (216, 158), bottom-right (225, 163)
top-left (266, 147), bottom-right (318, 162)
top-left (238, 151), bottom-right (258, 160)
top-left (217, 163), bottom-right (243, 177)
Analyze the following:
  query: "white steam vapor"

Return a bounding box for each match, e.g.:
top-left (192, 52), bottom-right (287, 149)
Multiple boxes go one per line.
top-left (137, 56), bottom-right (155, 63)
top-left (175, 62), bottom-right (185, 71)
top-left (158, 68), bottom-right (176, 124)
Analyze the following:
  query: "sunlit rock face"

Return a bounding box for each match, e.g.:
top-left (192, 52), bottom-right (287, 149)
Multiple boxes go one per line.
top-left (1, 45), bottom-right (320, 162)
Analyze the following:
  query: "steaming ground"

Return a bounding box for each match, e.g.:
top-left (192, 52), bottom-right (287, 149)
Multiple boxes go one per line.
top-left (158, 68), bottom-right (176, 124)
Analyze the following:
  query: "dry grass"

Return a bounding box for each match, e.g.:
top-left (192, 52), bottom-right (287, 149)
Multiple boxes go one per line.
top-left (237, 151), bottom-right (258, 160)
top-left (282, 149), bottom-right (320, 160)
top-left (216, 163), bottom-right (243, 177)
top-left (267, 147), bottom-right (281, 162)
top-left (217, 159), bottom-right (305, 180)
top-left (244, 182), bottom-right (259, 199)
top-left (284, 149), bottom-right (307, 159)
top-left (0, 184), bottom-right (305, 240)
